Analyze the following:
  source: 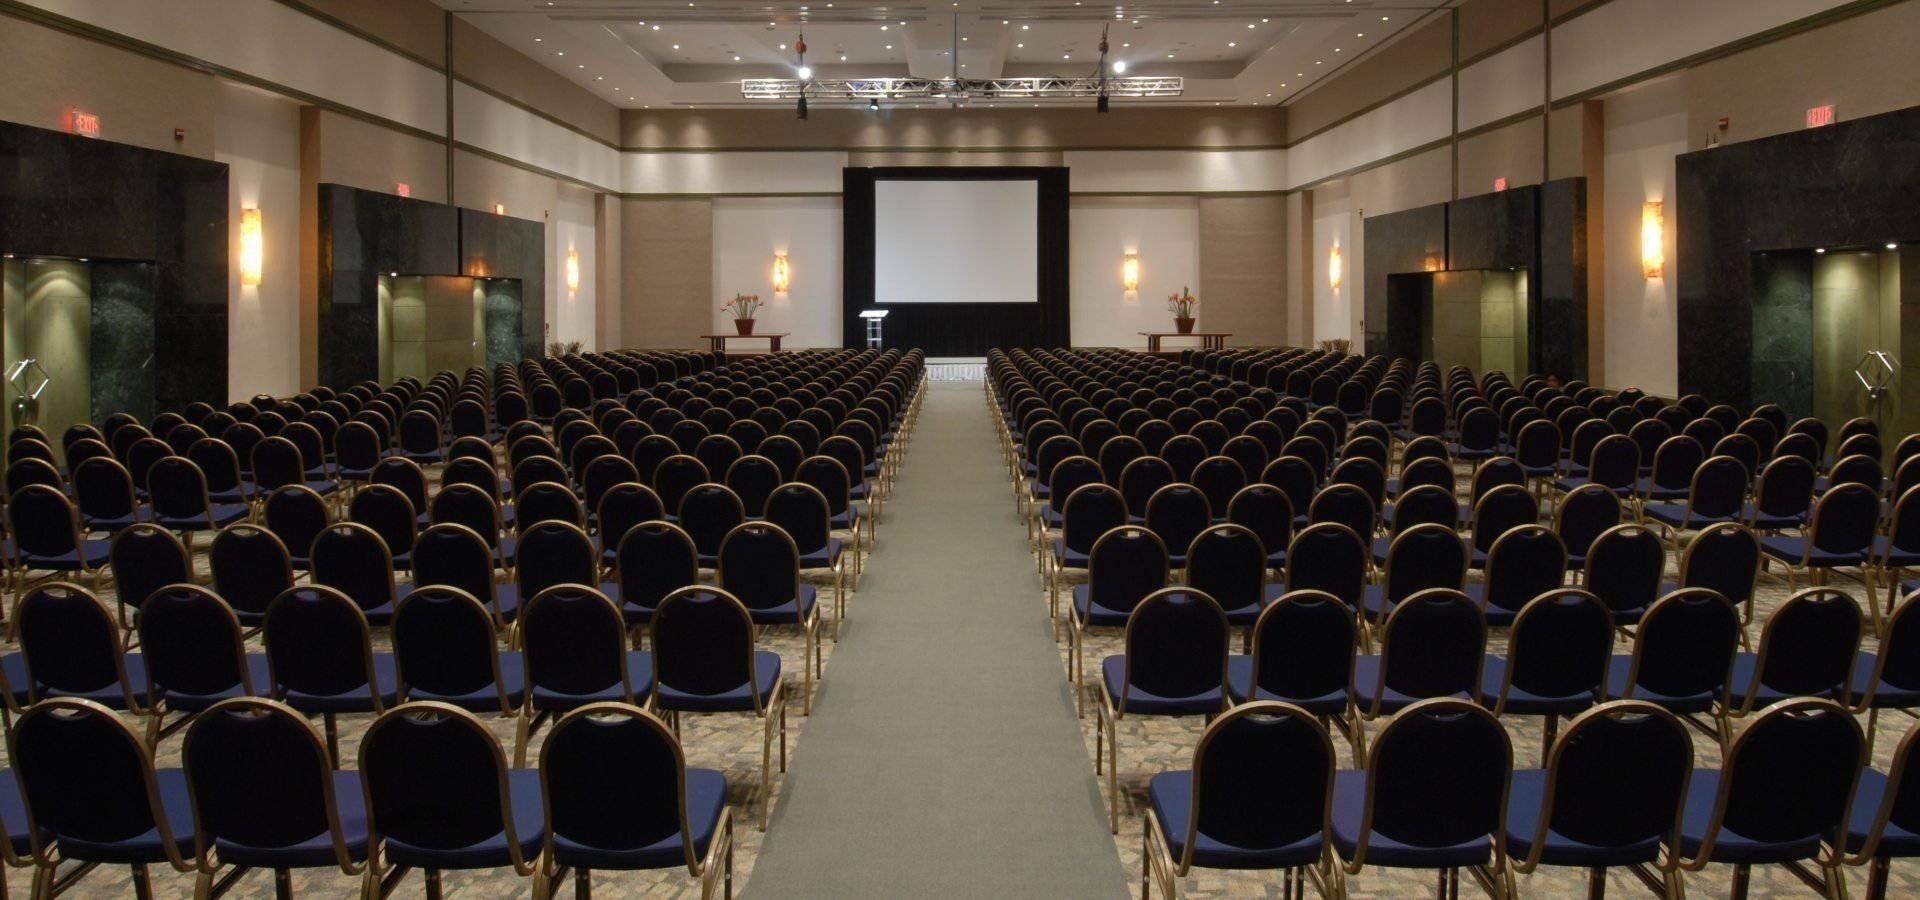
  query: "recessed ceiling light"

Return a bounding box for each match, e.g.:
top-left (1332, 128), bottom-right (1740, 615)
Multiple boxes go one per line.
top-left (1247, 23), bottom-right (1255, 28)
top-left (880, 24), bottom-right (888, 30)
top-left (1334, 47), bottom-right (1341, 52)
top-left (1816, 248), bottom-right (1828, 254)
top-left (596, 75), bottom-right (603, 80)
top-left (779, 43), bottom-right (787, 49)
top-left (576, 63), bottom-right (584, 68)
top-left (1063, 53), bottom-right (1071, 59)
top-left (672, 44), bottom-right (680, 49)
top-left (1357, 32), bottom-right (1365, 37)
top-left (1381, 15), bottom-right (1390, 20)
top-left (1021, 24), bottom-right (1029, 29)
top-left (1265, 92), bottom-right (1272, 97)
top-left (533, 37), bottom-right (543, 42)
top-left (1228, 41), bottom-right (1237, 47)
top-left (733, 55), bottom-right (741, 61)
top-left (1122, 41), bottom-right (1130, 47)
top-left (962, 36), bottom-right (968, 40)
top-left (555, 51), bottom-right (564, 56)
top-left (839, 53), bottom-right (847, 60)
top-left (885, 44), bottom-right (893, 49)
top-left (1015, 42), bottom-right (1023, 47)
top-left (1315, 60), bottom-right (1323, 64)
top-left (1892, 243), bottom-right (1902, 250)
top-left (1167, 53), bottom-right (1175, 58)
top-left (651, 24), bottom-right (660, 30)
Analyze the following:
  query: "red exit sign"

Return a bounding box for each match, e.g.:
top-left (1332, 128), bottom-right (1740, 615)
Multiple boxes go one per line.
top-left (65, 107), bottom-right (100, 138)
top-left (1493, 177), bottom-right (1508, 192)
top-left (395, 182), bottom-right (411, 198)
top-left (1806, 104), bottom-right (1836, 128)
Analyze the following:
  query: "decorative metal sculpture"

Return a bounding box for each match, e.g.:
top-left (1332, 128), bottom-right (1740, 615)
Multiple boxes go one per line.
top-left (7, 357), bottom-right (50, 429)
top-left (1855, 350), bottom-right (1898, 401)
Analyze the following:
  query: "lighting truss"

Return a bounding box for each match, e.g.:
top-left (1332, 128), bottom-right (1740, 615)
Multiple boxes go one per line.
top-left (740, 75), bottom-right (1183, 102)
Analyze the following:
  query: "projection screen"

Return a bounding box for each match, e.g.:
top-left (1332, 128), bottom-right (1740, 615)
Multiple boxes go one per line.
top-left (872, 179), bottom-right (1039, 304)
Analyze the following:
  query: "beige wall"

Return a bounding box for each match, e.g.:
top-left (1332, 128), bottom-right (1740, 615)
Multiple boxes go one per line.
top-left (0, 13), bottom-right (218, 156)
top-left (622, 107), bottom-right (1287, 151)
top-left (1457, 118), bottom-right (1547, 194)
top-left (621, 200), bottom-right (714, 349)
top-left (451, 18), bottom-right (620, 145)
top-left (1197, 197), bottom-right (1290, 347)
top-left (314, 109), bottom-right (448, 203)
top-left (290, 0), bottom-right (446, 66)
top-left (1460, 0), bottom-right (1546, 61)
top-left (1285, 15), bottom-right (1452, 142)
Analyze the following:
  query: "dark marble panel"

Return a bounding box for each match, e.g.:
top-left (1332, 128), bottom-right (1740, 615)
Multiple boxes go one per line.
top-left (89, 262), bottom-right (156, 424)
top-left (461, 209), bottom-right (545, 362)
top-left (1676, 103), bottom-right (1920, 408)
top-left (484, 279), bottom-right (523, 367)
top-left (1448, 186), bottom-right (1537, 272)
top-left (1538, 179), bottom-right (1588, 381)
top-left (0, 120), bottom-right (228, 414)
top-left (1385, 274), bottom-right (1433, 362)
top-left (1362, 203), bottom-right (1447, 357)
top-left (1749, 252), bottom-right (1814, 417)
top-left (318, 184), bottom-right (459, 388)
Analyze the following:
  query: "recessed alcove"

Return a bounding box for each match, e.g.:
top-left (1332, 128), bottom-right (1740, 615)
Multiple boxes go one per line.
top-left (375, 274), bottom-right (522, 384)
top-left (1750, 245), bottom-right (1912, 439)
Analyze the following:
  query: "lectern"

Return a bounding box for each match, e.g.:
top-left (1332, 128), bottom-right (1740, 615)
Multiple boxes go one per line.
top-left (858, 309), bottom-right (889, 350)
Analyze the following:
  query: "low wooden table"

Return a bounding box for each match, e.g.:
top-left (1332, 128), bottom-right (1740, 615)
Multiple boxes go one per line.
top-left (700, 332), bottom-right (790, 354)
top-left (1138, 331), bottom-right (1230, 352)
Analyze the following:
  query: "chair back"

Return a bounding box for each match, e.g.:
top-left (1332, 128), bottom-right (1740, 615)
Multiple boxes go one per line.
top-left (1470, 484), bottom-right (1537, 555)
top-left (1554, 484), bottom-right (1621, 561)
top-left (72, 457), bottom-right (139, 523)
top-left (311, 522), bottom-right (398, 614)
top-left (653, 587), bottom-right (770, 709)
top-left (1282, 523), bottom-right (1366, 608)
top-left (1677, 522), bottom-right (1760, 612)
top-left (1086, 526), bottom-right (1170, 617)
top-left (522, 585), bottom-right (633, 702)
top-left (1807, 482), bottom-right (1879, 557)
top-left (1144, 484), bottom-right (1211, 561)
top-left (111, 523), bottom-right (193, 613)
top-left (412, 524), bottom-right (502, 615)
top-left (1516, 701), bottom-right (1691, 868)
top-left (1381, 523), bottom-right (1468, 606)
top-left (516, 521), bottom-right (600, 599)
top-left (1752, 455), bottom-right (1815, 521)
top-left (1496, 590), bottom-right (1612, 707)
top-left (1353, 699), bottom-right (1511, 862)
top-left (16, 583), bottom-right (138, 706)
top-left (262, 586), bottom-right (382, 706)
top-left (393, 586), bottom-right (510, 709)
top-left (1224, 485), bottom-right (1292, 558)
top-left (1248, 590), bottom-right (1355, 702)
top-left (138, 584), bottom-right (251, 701)
top-left (678, 484), bottom-right (746, 559)
top-left (1583, 524), bottom-right (1664, 619)
top-left (1176, 702), bottom-right (1335, 870)
top-left (1623, 588), bottom-right (1740, 701)
top-left (182, 698), bottom-right (354, 866)
top-left (652, 455), bottom-right (710, 516)
top-left (264, 484), bottom-right (330, 560)
top-left (1061, 483), bottom-right (1128, 555)
top-left (11, 698), bottom-right (182, 864)
top-left (1308, 483), bottom-right (1375, 541)
top-left (718, 522), bottom-right (803, 613)
top-left (1118, 588), bottom-right (1229, 707)
top-left (1480, 526), bottom-right (1567, 615)
top-left (616, 521), bottom-right (700, 615)
top-left (541, 703), bottom-right (705, 868)
top-left (210, 524), bottom-right (295, 620)
top-left (1369, 589), bottom-right (1486, 708)
top-left (147, 456), bottom-right (216, 523)
top-left (765, 483), bottom-right (834, 557)
top-left (1737, 587), bottom-right (1861, 709)
top-left (1184, 524), bottom-right (1266, 612)
top-left (348, 484), bottom-right (418, 561)
top-left (360, 702), bottom-right (531, 868)
top-left (726, 455), bottom-right (783, 517)
top-left (1696, 698), bottom-right (1863, 863)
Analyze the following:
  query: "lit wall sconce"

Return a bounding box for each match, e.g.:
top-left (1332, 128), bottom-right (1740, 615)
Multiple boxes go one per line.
top-left (493, 203), bottom-right (506, 216)
top-left (1641, 201), bottom-right (1664, 279)
top-left (1121, 253), bottom-right (1140, 292)
top-left (1328, 242), bottom-right (1343, 291)
top-left (239, 207), bottom-right (263, 286)
top-left (565, 247), bottom-right (581, 294)
top-left (772, 253), bottom-right (791, 294)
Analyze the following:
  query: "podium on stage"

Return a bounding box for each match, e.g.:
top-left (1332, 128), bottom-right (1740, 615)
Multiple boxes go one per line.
top-left (858, 309), bottom-right (889, 350)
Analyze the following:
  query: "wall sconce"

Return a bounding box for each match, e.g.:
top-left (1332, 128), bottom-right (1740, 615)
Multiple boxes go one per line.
top-left (1328, 242), bottom-right (1343, 291)
top-left (772, 253), bottom-right (791, 294)
top-left (493, 203), bottom-right (506, 216)
top-left (565, 247), bottom-right (580, 294)
top-left (1121, 253), bottom-right (1140, 292)
top-left (238, 207), bottom-right (263, 286)
top-left (1641, 201), bottom-right (1665, 279)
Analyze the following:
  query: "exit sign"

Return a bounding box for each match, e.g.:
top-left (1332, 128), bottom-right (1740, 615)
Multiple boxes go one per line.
top-left (395, 182), bottom-right (411, 198)
top-left (65, 107), bottom-right (100, 138)
top-left (1493, 177), bottom-right (1508, 192)
top-left (1806, 104), bottom-right (1836, 128)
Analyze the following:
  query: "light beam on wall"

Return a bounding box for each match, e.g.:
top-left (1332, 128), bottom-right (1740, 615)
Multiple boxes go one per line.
top-left (773, 253), bottom-right (791, 294)
top-left (1328, 242), bottom-right (1343, 291)
top-left (1121, 253), bottom-right (1140, 292)
top-left (239, 208), bottom-right (263, 286)
top-left (1641, 201), bottom-right (1665, 279)
top-left (565, 247), bottom-right (581, 294)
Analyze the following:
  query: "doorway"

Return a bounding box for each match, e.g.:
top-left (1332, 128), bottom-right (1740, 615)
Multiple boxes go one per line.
top-left (2, 258), bottom-right (92, 459)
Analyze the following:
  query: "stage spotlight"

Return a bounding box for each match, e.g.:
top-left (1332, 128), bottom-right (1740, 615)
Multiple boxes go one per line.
top-left (868, 97), bottom-right (880, 111)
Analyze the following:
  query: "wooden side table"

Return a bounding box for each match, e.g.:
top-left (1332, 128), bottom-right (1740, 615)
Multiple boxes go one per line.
top-left (700, 333), bottom-right (790, 354)
top-left (1137, 331), bottom-right (1230, 352)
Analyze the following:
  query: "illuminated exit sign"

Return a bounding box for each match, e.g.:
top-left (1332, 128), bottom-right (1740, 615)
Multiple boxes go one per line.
top-left (65, 107), bottom-right (100, 138)
top-left (1806, 104), bottom-right (1836, 128)
top-left (395, 182), bottom-right (411, 198)
top-left (1493, 177), bottom-right (1508, 192)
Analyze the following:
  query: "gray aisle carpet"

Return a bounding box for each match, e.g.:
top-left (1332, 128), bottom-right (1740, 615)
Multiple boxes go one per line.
top-left (747, 380), bottom-right (1129, 898)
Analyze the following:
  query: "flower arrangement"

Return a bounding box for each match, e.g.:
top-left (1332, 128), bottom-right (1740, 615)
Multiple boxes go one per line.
top-left (1166, 286), bottom-right (1198, 319)
top-left (721, 293), bottom-right (763, 320)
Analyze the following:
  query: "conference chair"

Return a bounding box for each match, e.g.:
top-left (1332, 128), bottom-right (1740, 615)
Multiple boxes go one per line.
top-left (1477, 589), bottom-right (1613, 755)
top-left (261, 584), bottom-right (399, 759)
top-left (1095, 587), bottom-right (1230, 833)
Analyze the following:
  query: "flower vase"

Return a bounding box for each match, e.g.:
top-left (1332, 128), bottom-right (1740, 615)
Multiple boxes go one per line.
top-left (1174, 316), bottom-right (1195, 335)
top-left (734, 318), bottom-right (756, 336)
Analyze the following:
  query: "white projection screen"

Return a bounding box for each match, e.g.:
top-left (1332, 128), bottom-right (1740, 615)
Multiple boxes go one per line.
top-left (873, 179), bottom-right (1039, 304)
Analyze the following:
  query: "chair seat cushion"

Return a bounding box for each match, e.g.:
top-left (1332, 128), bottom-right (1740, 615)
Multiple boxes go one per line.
top-left (1476, 657), bottom-right (1597, 715)
top-left (214, 770), bottom-right (372, 867)
top-left (405, 650), bottom-right (527, 713)
top-left (21, 537), bottom-right (113, 571)
top-left (383, 768), bottom-right (547, 869)
top-left (1845, 653), bottom-right (1920, 709)
top-left (81, 508), bottom-right (151, 531)
top-left (2, 651), bottom-right (149, 709)
top-left (1643, 502), bottom-right (1736, 530)
top-left (1330, 770), bottom-right (1493, 868)
top-left (0, 767), bottom-right (41, 858)
top-left (278, 652), bottom-right (402, 713)
top-left (1759, 535), bottom-right (1868, 567)
top-left (152, 653), bottom-right (274, 712)
top-left (531, 651), bottom-right (655, 711)
top-left (55, 767), bottom-right (197, 864)
top-left (1225, 655), bottom-right (1348, 714)
top-left (1100, 656), bottom-right (1225, 716)
top-left (1844, 769), bottom-right (1920, 858)
top-left (654, 650), bottom-right (783, 713)
top-left (553, 768), bottom-right (728, 869)
top-left (1601, 656), bottom-right (1717, 713)
top-left (1149, 771), bottom-right (1325, 870)
top-left (1071, 585), bottom-right (1131, 627)
top-left (1675, 769), bottom-right (1823, 863)
top-left (1635, 478), bottom-right (1690, 502)
top-left (1348, 656), bottom-right (1472, 716)
top-left (743, 584), bottom-right (816, 626)
top-left (1872, 536), bottom-right (1920, 567)
top-left (1742, 503), bottom-right (1805, 531)
top-left (1504, 769), bottom-right (1662, 866)
top-left (799, 539), bottom-right (846, 570)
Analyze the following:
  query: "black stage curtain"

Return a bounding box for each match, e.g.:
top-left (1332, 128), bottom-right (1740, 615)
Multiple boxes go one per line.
top-left (841, 167), bottom-right (1070, 355)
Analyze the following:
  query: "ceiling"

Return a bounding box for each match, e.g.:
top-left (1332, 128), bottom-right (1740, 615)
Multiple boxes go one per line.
top-left (432, 1), bottom-right (1451, 110)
